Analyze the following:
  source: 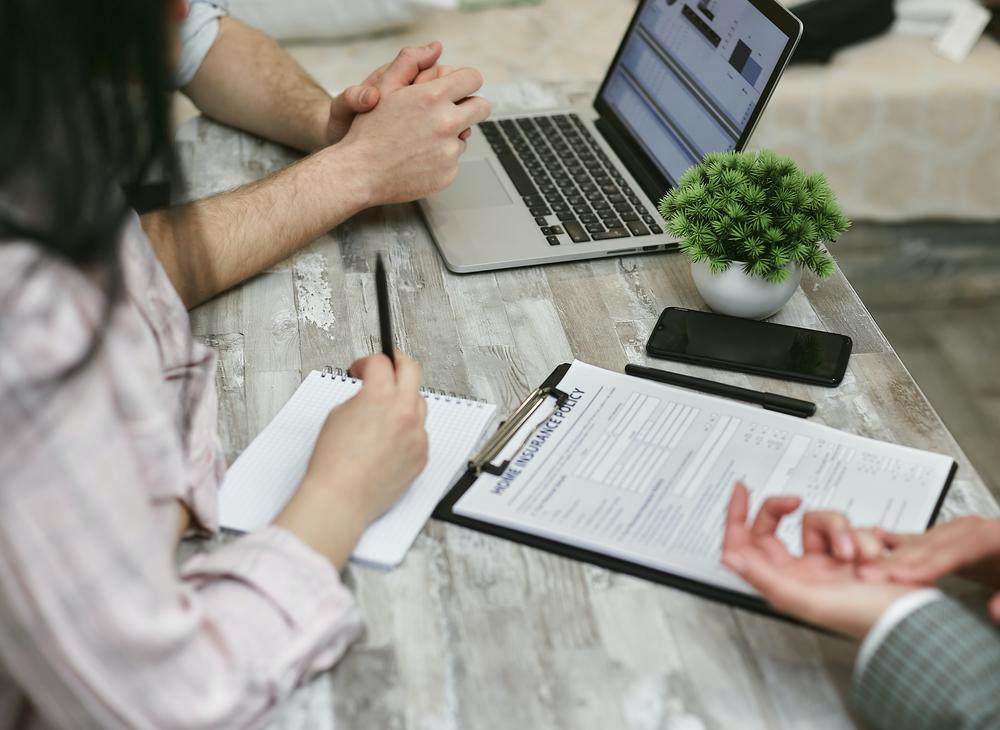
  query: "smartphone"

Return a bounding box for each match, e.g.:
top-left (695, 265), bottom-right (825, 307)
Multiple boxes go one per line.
top-left (646, 308), bottom-right (853, 387)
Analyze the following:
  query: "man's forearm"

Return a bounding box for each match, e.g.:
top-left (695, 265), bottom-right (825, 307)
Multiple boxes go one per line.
top-left (183, 17), bottom-right (331, 153)
top-left (142, 144), bottom-right (372, 308)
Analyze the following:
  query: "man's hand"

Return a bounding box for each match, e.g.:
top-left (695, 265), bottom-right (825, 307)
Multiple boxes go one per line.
top-left (339, 67), bottom-right (491, 205)
top-left (721, 482), bottom-right (917, 638)
top-left (856, 516), bottom-right (1000, 621)
top-left (154, 33), bottom-right (487, 308)
top-left (186, 22), bottom-right (454, 153)
top-left (324, 42), bottom-right (453, 145)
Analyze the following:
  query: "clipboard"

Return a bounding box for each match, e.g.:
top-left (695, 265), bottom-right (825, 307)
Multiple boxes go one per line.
top-left (433, 363), bottom-right (959, 625)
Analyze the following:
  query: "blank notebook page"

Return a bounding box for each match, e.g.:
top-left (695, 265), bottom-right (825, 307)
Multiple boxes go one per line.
top-left (219, 370), bottom-right (497, 568)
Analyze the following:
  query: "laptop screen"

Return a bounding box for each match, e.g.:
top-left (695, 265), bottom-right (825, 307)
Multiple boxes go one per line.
top-left (597, 0), bottom-right (800, 188)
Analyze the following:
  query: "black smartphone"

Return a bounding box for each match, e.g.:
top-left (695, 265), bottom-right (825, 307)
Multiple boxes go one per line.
top-left (646, 308), bottom-right (853, 387)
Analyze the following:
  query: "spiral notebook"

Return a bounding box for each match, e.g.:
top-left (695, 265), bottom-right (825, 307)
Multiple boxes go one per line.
top-left (219, 369), bottom-right (497, 568)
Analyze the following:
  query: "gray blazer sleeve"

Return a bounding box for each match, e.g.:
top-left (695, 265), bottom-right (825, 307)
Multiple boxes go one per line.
top-left (851, 596), bottom-right (1000, 730)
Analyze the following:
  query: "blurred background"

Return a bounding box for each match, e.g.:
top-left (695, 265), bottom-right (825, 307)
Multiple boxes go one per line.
top-left (174, 0), bottom-right (1000, 499)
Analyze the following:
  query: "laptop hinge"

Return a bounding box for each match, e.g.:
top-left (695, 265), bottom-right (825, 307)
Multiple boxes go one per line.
top-left (594, 117), bottom-right (669, 207)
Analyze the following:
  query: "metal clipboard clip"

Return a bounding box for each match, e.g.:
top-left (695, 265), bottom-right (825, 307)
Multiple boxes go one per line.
top-left (468, 384), bottom-right (570, 477)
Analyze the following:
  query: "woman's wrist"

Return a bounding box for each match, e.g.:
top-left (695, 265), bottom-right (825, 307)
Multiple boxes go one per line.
top-left (273, 474), bottom-right (370, 571)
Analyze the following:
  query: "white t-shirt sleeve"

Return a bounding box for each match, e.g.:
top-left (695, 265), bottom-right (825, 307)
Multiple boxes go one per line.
top-left (174, 0), bottom-right (230, 88)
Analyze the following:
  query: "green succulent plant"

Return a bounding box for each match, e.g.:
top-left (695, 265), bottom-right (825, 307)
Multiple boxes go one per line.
top-left (658, 150), bottom-right (851, 283)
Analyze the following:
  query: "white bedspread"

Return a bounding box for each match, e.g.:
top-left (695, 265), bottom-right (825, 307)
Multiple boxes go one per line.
top-left (752, 30), bottom-right (1000, 221)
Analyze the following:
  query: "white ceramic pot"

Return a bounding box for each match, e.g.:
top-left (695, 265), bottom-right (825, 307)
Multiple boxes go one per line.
top-left (690, 260), bottom-right (802, 320)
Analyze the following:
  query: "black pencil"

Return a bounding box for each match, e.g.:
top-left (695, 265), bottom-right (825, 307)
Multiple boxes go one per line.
top-left (375, 254), bottom-right (395, 366)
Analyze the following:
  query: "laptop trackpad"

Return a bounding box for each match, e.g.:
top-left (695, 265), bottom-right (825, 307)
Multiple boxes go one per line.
top-left (437, 160), bottom-right (513, 209)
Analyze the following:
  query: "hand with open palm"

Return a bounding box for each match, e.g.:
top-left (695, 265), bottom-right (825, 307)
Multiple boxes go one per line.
top-left (721, 482), bottom-right (917, 638)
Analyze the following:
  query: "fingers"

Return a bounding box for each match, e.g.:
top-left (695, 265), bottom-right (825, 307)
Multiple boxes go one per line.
top-left (428, 67), bottom-right (485, 103)
top-left (350, 353), bottom-right (396, 394)
top-left (879, 530), bottom-right (916, 550)
top-left (802, 511), bottom-right (857, 561)
top-left (854, 529), bottom-right (889, 562)
top-left (416, 389), bottom-right (428, 425)
top-left (858, 550), bottom-right (945, 584)
top-left (379, 42), bottom-right (444, 94)
top-left (721, 484), bottom-right (794, 573)
top-left (455, 95), bottom-right (492, 129)
top-left (352, 351), bottom-right (426, 413)
top-left (723, 482), bottom-right (751, 552)
top-left (800, 512), bottom-right (897, 565)
top-left (368, 56), bottom-right (449, 91)
top-left (459, 128), bottom-right (473, 142)
top-left (856, 518), bottom-right (997, 584)
top-left (414, 67), bottom-right (437, 85)
top-left (746, 494), bottom-right (799, 568)
top-left (361, 62), bottom-right (391, 88)
top-left (990, 592), bottom-right (1000, 624)
top-left (339, 84), bottom-right (380, 114)
top-left (750, 496), bottom-right (801, 538)
top-left (756, 535), bottom-right (794, 566)
top-left (415, 63), bottom-right (453, 85)
top-left (857, 538), bottom-right (944, 584)
top-left (393, 350), bottom-right (424, 396)
top-left (727, 482), bottom-right (750, 523)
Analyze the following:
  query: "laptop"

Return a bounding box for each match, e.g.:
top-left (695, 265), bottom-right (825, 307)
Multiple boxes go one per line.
top-left (419, 0), bottom-right (803, 273)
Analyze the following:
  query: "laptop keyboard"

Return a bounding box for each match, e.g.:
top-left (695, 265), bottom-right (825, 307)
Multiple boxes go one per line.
top-left (479, 113), bottom-right (663, 246)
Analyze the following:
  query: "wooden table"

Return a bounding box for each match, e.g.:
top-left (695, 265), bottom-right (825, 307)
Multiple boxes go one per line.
top-left (179, 83), bottom-right (1000, 730)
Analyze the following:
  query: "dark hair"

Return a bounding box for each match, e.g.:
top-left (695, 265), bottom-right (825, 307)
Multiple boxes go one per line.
top-left (0, 0), bottom-right (178, 375)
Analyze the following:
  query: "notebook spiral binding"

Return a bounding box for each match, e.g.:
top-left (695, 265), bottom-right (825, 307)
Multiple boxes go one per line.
top-left (320, 366), bottom-right (487, 406)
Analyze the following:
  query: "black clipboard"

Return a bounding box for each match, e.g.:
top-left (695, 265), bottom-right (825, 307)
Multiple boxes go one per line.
top-left (433, 363), bottom-right (959, 624)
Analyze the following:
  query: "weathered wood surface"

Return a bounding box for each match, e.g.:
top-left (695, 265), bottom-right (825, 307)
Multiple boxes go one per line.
top-left (178, 82), bottom-right (999, 730)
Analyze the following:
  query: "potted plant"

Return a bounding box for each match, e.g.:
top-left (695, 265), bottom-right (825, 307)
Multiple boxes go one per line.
top-left (658, 150), bottom-right (851, 320)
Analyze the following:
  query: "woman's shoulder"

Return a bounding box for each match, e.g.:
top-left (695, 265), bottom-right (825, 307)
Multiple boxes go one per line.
top-left (0, 240), bottom-right (110, 382)
top-left (0, 239), bottom-right (97, 299)
top-left (0, 240), bottom-right (107, 319)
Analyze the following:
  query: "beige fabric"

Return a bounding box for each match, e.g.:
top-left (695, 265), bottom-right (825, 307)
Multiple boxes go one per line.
top-left (227, 0), bottom-right (437, 42)
top-left (221, 0), bottom-right (1000, 221)
top-left (752, 33), bottom-right (1000, 221)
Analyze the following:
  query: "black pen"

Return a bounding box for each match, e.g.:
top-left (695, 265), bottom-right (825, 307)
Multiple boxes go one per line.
top-left (375, 254), bottom-right (395, 366)
top-left (625, 363), bottom-right (817, 418)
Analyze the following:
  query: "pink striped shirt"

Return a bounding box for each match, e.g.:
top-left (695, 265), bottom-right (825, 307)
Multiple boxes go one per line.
top-left (0, 213), bottom-right (362, 729)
